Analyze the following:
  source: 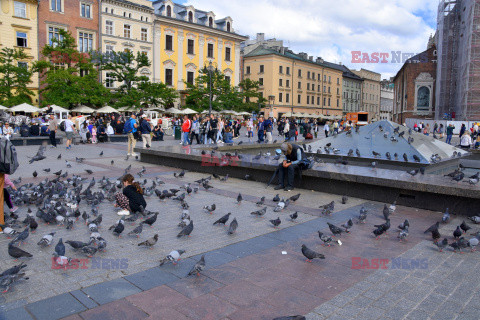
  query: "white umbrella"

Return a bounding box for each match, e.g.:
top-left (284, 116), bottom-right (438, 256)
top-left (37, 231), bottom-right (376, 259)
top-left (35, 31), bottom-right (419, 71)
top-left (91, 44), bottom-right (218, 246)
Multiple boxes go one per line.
top-left (72, 105), bottom-right (95, 114)
top-left (182, 108), bottom-right (198, 115)
top-left (10, 103), bottom-right (41, 113)
top-left (42, 104), bottom-right (69, 113)
top-left (0, 105), bottom-right (8, 110)
top-left (165, 107), bottom-right (184, 114)
top-left (238, 111), bottom-right (251, 116)
top-left (96, 105), bottom-right (118, 113)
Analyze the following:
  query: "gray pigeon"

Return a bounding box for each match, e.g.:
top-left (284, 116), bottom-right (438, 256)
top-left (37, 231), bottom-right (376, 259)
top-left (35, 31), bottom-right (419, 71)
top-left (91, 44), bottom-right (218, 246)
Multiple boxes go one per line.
top-left (128, 224), bottom-right (143, 238)
top-left (228, 218), bottom-right (238, 234)
top-left (159, 250), bottom-right (186, 266)
top-left (187, 255), bottom-right (205, 276)
top-left (177, 220), bottom-right (193, 238)
top-left (138, 234), bottom-right (158, 248)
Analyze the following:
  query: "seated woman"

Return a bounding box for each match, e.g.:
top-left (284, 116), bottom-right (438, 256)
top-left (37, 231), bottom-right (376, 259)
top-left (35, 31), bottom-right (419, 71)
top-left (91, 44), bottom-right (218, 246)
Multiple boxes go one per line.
top-left (223, 126), bottom-right (234, 143)
top-left (460, 132), bottom-right (472, 149)
top-left (115, 174), bottom-right (146, 215)
top-left (40, 124), bottom-right (50, 136)
top-left (153, 124), bottom-right (164, 141)
top-left (97, 123), bottom-right (108, 143)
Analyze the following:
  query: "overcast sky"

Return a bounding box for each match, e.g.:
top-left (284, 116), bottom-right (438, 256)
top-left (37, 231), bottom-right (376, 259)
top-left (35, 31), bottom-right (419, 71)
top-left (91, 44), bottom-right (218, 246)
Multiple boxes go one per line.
top-left (168, 0), bottom-right (438, 79)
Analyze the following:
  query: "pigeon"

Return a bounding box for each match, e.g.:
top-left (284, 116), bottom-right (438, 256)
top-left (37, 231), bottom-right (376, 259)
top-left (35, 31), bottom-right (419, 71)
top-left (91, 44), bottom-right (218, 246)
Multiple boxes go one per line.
top-left (99, 151), bottom-right (104, 156)
top-left (32, 171), bottom-right (38, 178)
top-left (138, 234), bottom-right (159, 248)
top-left (43, 168), bottom-right (51, 173)
top-left (213, 213), bottom-right (231, 226)
top-left (341, 219), bottom-right (353, 233)
top-left (188, 255), bottom-right (205, 276)
top-left (0, 226), bottom-right (18, 238)
top-left (128, 224), bottom-right (143, 238)
top-left (435, 238), bottom-right (449, 252)
top-left (301, 244), bottom-right (325, 262)
top-left (270, 217), bottom-right (281, 228)
top-left (468, 216), bottom-right (480, 224)
top-left (53, 170), bottom-right (62, 176)
top-left (65, 160), bottom-right (72, 168)
top-left (403, 153), bottom-right (408, 162)
top-left (177, 220), bottom-right (194, 237)
top-left (357, 207), bottom-right (368, 224)
top-left (85, 169), bottom-right (93, 175)
top-left (28, 145), bottom-right (46, 163)
top-left (424, 222), bottom-right (440, 234)
top-left (141, 213), bottom-right (159, 227)
top-left (160, 250), bottom-right (186, 266)
top-left (327, 222), bottom-right (344, 237)
top-left (251, 207), bottom-right (267, 217)
top-left (8, 242), bottom-right (32, 259)
top-left (289, 194), bottom-right (301, 202)
top-left (65, 240), bottom-right (90, 250)
top-left (54, 238), bottom-right (65, 256)
top-left (203, 204), bottom-right (216, 214)
top-left (0, 263), bottom-right (27, 277)
top-left (289, 212), bottom-right (298, 222)
top-left (453, 226), bottom-right (462, 239)
top-left (12, 227), bottom-right (29, 245)
top-left (228, 218), bottom-right (238, 234)
top-left (174, 170), bottom-right (185, 178)
top-left (0, 272), bottom-right (29, 293)
top-left (407, 169), bottom-right (419, 176)
top-left (383, 204), bottom-right (390, 220)
top-left (112, 219), bottom-right (125, 237)
top-left (442, 208), bottom-right (450, 223)
top-left (460, 220), bottom-right (471, 234)
top-left (111, 160), bottom-right (114, 165)
top-left (256, 196), bottom-right (265, 206)
top-left (341, 195), bottom-right (348, 204)
top-left (37, 233), bottom-right (55, 247)
top-left (398, 226), bottom-right (409, 241)
top-left (398, 219), bottom-right (409, 230)
top-left (413, 155), bottom-right (421, 163)
top-left (318, 231), bottom-right (341, 246)
top-left (57, 154), bottom-right (62, 160)
top-left (236, 193), bottom-right (242, 204)
top-left (273, 194), bottom-right (280, 202)
top-left (82, 246), bottom-right (98, 257)
top-left (389, 201), bottom-right (396, 215)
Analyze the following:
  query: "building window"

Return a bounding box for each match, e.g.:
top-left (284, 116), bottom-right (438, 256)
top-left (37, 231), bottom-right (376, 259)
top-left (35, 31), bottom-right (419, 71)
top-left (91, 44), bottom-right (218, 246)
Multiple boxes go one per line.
top-left (307, 83), bottom-right (310, 91)
top-left (187, 39), bottom-right (194, 54)
top-left (323, 97), bottom-right (326, 105)
top-left (312, 72), bottom-right (315, 80)
top-left (105, 73), bottom-right (115, 88)
top-left (14, 1), bottom-right (27, 18)
top-left (323, 86), bottom-right (326, 93)
top-left (105, 7), bottom-right (108, 12)
top-left (259, 78), bottom-right (263, 85)
top-left (318, 85), bottom-right (320, 92)
top-left (227, 22), bottom-right (231, 32)
top-left (307, 71), bottom-right (310, 79)
top-left (337, 78), bottom-right (340, 85)
top-left (259, 65), bottom-right (264, 73)
top-left (141, 16), bottom-right (143, 21)
top-left (141, 28), bottom-right (148, 41)
top-left (106, 21), bottom-right (113, 35)
top-left (165, 35), bottom-right (173, 51)
top-left (166, 5), bottom-right (172, 17)
top-left (79, 32), bottom-right (93, 52)
top-left (16, 32), bottom-right (27, 47)
top-left (129, 13), bottom-right (131, 18)
top-left (81, 3), bottom-right (91, 18)
top-left (51, 0), bottom-right (61, 12)
top-left (279, 66), bottom-right (283, 74)
top-left (286, 93), bottom-right (289, 103)
top-left (324, 75), bottom-right (326, 82)
top-left (286, 67), bottom-right (290, 75)
top-left (318, 74), bottom-right (320, 81)
top-left (187, 71), bottom-right (194, 84)
top-left (48, 27), bottom-right (63, 46)
top-left (328, 76), bottom-right (331, 83)
top-left (146, 17), bottom-right (148, 22)
top-left (328, 98), bottom-right (331, 106)
top-left (337, 99), bottom-right (339, 107)
top-left (246, 66), bottom-right (250, 74)
top-left (225, 75), bottom-right (231, 83)
top-left (165, 69), bottom-right (173, 86)
top-left (298, 82), bottom-right (301, 89)
top-left (279, 79), bottom-right (283, 87)
top-left (124, 24), bottom-right (131, 38)
top-left (317, 97), bottom-right (320, 105)
top-left (337, 88), bottom-right (339, 95)
top-left (105, 44), bottom-right (114, 55)
top-left (225, 47), bottom-right (231, 61)
top-left (279, 93), bottom-right (283, 102)
top-left (207, 43), bottom-right (214, 58)
top-left (111, 8), bottom-right (114, 14)
top-left (286, 79), bottom-right (289, 87)
top-left (188, 11), bottom-right (193, 22)
top-left (307, 96), bottom-right (310, 104)
top-left (208, 17), bottom-right (213, 27)
top-left (328, 87), bottom-right (331, 93)
top-left (298, 69), bottom-right (302, 77)
top-left (298, 95), bottom-right (301, 103)
top-left (18, 61), bottom-right (28, 68)
top-left (79, 68), bottom-right (89, 77)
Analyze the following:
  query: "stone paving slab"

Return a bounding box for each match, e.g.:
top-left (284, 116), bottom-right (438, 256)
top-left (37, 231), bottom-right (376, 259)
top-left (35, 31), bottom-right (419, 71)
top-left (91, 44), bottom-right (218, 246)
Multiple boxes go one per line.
top-left (81, 278), bottom-right (142, 305)
top-left (25, 293), bottom-right (87, 320)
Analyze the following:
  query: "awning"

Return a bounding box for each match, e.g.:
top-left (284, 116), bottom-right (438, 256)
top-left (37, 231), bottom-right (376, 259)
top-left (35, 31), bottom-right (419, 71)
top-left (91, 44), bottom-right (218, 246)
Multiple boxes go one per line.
top-left (71, 105), bottom-right (95, 113)
top-left (182, 108), bottom-right (198, 114)
top-left (0, 105), bottom-right (8, 110)
top-left (96, 105), bottom-right (118, 113)
top-left (165, 107), bottom-right (183, 114)
top-left (42, 105), bottom-right (69, 113)
top-left (10, 103), bottom-right (41, 113)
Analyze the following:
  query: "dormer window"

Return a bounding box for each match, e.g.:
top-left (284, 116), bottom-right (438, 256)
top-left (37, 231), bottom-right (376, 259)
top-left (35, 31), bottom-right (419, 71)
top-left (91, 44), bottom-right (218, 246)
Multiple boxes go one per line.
top-left (188, 11), bottom-right (193, 22)
top-left (208, 17), bottom-right (213, 27)
top-left (227, 22), bottom-right (231, 32)
top-left (166, 5), bottom-right (171, 17)
top-left (129, 13), bottom-right (131, 18)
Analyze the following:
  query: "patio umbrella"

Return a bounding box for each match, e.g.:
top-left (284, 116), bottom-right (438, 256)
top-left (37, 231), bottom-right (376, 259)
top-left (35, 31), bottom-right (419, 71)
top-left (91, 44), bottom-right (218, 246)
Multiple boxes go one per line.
top-left (9, 103), bottom-right (41, 113)
top-left (42, 104), bottom-right (69, 113)
top-left (182, 108), bottom-right (198, 115)
top-left (165, 107), bottom-right (183, 114)
top-left (0, 105), bottom-right (8, 110)
top-left (71, 105), bottom-right (95, 114)
top-left (96, 105), bottom-right (118, 113)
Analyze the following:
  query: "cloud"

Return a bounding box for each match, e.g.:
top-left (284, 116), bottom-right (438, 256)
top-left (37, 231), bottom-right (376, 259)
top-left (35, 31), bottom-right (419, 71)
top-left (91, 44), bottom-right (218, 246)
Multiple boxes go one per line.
top-left (183, 0), bottom-right (436, 79)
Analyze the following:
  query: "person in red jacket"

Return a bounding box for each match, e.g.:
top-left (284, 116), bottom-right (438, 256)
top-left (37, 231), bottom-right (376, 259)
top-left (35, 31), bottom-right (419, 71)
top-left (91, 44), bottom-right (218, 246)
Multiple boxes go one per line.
top-left (181, 115), bottom-right (191, 146)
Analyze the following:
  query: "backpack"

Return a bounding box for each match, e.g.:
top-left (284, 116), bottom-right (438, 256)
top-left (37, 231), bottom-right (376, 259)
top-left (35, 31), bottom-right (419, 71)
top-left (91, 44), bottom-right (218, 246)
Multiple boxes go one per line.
top-left (59, 121), bottom-right (66, 132)
top-left (123, 119), bottom-right (134, 133)
top-left (0, 138), bottom-right (19, 174)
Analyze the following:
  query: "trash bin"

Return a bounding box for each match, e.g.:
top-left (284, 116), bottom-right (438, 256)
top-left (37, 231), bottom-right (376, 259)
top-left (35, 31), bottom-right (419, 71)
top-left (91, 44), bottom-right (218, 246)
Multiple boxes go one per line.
top-left (175, 126), bottom-right (181, 140)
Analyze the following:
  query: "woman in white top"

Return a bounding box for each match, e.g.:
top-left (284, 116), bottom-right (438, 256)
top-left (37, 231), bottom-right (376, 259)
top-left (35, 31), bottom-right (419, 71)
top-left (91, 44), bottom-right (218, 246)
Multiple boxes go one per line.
top-left (106, 124), bottom-right (115, 135)
top-left (460, 132), bottom-right (472, 149)
top-left (324, 122), bottom-right (330, 138)
top-left (216, 118), bottom-right (224, 143)
top-left (3, 123), bottom-right (14, 140)
top-left (283, 119), bottom-right (290, 140)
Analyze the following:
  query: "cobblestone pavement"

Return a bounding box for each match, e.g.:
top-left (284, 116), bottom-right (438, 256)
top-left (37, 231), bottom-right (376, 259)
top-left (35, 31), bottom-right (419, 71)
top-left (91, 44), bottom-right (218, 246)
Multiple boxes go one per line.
top-left (0, 142), bottom-right (478, 320)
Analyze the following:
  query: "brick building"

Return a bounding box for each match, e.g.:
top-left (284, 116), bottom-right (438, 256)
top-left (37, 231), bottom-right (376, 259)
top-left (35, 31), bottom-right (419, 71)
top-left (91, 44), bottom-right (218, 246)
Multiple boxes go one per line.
top-left (392, 46), bottom-right (437, 124)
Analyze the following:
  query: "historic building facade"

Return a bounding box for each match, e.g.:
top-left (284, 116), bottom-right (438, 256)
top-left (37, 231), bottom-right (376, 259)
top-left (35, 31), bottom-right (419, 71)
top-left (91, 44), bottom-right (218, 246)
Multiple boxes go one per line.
top-left (99, 0), bottom-right (154, 88)
top-left (151, 0), bottom-right (247, 105)
top-left (351, 68), bottom-right (381, 121)
top-left (243, 46), bottom-right (344, 118)
top-left (392, 47), bottom-right (437, 124)
top-left (339, 65), bottom-right (363, 114)
top-left (0, 0), bottom-right (39, 104)
top-left (380, 79), bottom-right (394, 121)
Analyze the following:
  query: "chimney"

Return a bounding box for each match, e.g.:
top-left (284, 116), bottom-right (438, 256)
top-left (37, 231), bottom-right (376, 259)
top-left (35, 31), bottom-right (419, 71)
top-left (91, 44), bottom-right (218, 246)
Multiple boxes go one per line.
top-left (257, 33), bottom-right (265, 42)
top-left (316, 57), bottom-right (324, 63)
top-left (309, 56), bottom-right (313, 61)
top-left (280, 47), bottom-right (285, 55)
top-left (299, 52), bottom-right (308, 59)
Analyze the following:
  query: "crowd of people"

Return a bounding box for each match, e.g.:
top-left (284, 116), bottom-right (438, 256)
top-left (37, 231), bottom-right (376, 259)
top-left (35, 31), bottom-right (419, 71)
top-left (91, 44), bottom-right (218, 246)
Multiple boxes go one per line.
top-left (413, 121), bottom-right (480, 149)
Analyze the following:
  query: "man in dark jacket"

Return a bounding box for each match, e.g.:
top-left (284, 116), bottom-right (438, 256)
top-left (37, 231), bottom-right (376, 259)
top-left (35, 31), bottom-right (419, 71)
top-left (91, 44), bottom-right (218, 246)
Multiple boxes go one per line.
top-left (139, 115), bottom-right (152, 148)
top-left (275, 142), bottom-right (306, 191)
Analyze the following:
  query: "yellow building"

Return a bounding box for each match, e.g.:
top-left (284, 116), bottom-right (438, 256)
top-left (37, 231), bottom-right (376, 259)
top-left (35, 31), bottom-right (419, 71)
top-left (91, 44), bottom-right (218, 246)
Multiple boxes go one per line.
top-left (152, 0), bottom-right (247, 105)
top-left (100, 0), bottom-right (154, 88)
top-left (0, 0), bottom-right (39, 105)
top-left (243, 46), bottom-right (344, 118)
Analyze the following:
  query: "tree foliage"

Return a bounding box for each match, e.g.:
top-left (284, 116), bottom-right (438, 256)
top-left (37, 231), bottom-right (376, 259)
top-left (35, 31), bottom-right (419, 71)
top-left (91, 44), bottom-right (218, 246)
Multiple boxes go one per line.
top-left (34, 29), bottom-right (110, 108)
top-left (0, 47), bottom-right (34, 106)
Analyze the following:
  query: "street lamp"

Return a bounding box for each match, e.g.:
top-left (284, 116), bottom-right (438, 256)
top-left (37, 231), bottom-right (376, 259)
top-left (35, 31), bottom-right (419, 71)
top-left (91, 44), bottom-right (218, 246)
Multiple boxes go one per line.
top-left (205, 61), bottom-right (218, 116)
top-left (268, 95), bottom-right (275, 118)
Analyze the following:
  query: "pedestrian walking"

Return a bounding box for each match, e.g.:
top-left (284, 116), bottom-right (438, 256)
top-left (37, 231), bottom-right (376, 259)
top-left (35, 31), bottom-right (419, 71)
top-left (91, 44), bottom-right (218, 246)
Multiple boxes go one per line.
top-left (48, 114), bottom-right (58, 148)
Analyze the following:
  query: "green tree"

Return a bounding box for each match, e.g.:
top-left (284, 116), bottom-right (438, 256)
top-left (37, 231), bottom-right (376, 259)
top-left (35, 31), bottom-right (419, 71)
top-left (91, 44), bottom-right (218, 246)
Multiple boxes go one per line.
top-left (238, 78), bottom-right (266, 113)
top-left (138, 81), bottom-right (178, 108)
top-left (0, 47), bottom-right (34, 106)
top-left (35, 29), bottom-right (110, 108)
top-left (98, 50), bottom-right (151, 108)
